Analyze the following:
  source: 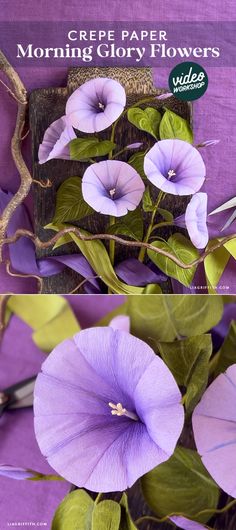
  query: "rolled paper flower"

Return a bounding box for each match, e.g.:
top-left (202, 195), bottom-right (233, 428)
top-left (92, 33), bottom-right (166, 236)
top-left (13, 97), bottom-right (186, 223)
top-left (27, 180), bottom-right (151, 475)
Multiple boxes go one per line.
top-left (38, 116), bottom-right (76, 164)
top-left (66, 77), bottom-right (126, 133)
top-left (82, 160), bottom-right (145, 217)
top-left (144, 139), bottom-right (206, 196)
top-left (170, 516), bottom-right (206, 530)
top-left (193, 364), bottom-right (236, 497)
top-left (34, 327), bottom-right (184, 492)
top-left (175, 193), bottom-right (209, 249)
top-left (0, 465), bottom-right (35, 480)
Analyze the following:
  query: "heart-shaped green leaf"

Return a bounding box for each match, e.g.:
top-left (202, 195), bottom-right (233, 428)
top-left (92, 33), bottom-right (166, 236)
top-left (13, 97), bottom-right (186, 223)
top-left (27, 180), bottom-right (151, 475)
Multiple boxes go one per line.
top-left (159, 108), bottom-right (193, 143)
top-left (53, 176), bottom-right (94, 223)
top-left (128, 107), bottom-right (161, 139)
top-left (142, 186), bottom-right (154, 212)
top-left (141, 447), bottom-right (219, 523)
top-left (70, 137), bottom-right (116, 160)
top-left (147, 233), bottom-right (199, 287)
top-left (213, 320), bottom-right (236, 376)
top-left (92, 500), bottom-right (121, 530)
top-left (51, 489), bottom-right (94, 530)
top-left (128, 151), bottom-right (146, 179)
top-left (106, 208), bottom-right (143, 241)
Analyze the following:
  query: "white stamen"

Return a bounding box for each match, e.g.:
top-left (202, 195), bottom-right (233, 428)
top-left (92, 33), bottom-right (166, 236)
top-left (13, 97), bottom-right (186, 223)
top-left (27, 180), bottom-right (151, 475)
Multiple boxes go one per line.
top-left (98, 102), bottom-right (105, 110)
top-left (108, 402), bottom-right (138, 421)
top-left (168, 169), bottom-right (176, 179)
top-left (109, 188), bottom-right (116, 198)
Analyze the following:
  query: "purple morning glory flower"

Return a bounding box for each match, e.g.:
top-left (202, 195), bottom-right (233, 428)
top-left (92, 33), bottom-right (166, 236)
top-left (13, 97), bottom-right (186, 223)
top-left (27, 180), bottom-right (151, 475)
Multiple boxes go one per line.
top-left (34, 327), bottom-right (184, 492)
top-left (82, 160), bottom-right (145, 217)
top-left (0, 465), bottom-right (35, 480)
top-left (193, 364), bottom-right (236, 497)
top-left (66, 78), bottom-right (126, 133)
top-left (144, 139), bottom-right (206, 196)
top-left (170, 516), bottom-right (206, 530)
top-left (38, 116), bottom-right (76, 164)
top-left (175, 193), bottom-right (209, 249)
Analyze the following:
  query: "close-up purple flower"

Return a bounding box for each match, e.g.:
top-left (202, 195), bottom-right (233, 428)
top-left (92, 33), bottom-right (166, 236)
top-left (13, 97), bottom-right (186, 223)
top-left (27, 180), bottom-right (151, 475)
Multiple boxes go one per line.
top-left (38, 116), bottom-right (76, 164)
top-left (66, 77), bottom-right (126, 133)
top-left (82, 159), bottom-right (145, 217)
top-left (34, 326), bottom-right (184, 492)
top-left (144, 139), bottom-right (206, 196)
top-left (176, 193), bottom-right (209, 249)
top-left (193, 364), bottom-right (236, 498)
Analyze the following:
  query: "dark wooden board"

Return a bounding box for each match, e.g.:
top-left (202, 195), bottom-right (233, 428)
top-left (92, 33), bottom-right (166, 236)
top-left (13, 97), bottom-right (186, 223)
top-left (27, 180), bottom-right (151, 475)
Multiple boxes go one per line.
top-left (30, 68), bottom-right (192, 294)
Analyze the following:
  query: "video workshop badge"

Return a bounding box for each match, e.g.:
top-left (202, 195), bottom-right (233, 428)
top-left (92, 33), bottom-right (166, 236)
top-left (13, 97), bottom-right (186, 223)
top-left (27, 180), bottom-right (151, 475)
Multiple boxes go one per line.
top-left (168, 61), bottom-right (208, 101)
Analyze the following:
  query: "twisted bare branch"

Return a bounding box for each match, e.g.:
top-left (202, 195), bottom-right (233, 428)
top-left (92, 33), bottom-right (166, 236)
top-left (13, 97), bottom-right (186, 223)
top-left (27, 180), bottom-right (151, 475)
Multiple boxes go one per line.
top-left (2, 227), bottom-right (235, 271)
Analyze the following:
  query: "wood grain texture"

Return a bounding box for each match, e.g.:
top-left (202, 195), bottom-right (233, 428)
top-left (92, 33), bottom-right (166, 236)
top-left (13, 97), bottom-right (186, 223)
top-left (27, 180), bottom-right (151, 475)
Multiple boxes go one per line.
top-left (30, 67), bottom-right (192, 294)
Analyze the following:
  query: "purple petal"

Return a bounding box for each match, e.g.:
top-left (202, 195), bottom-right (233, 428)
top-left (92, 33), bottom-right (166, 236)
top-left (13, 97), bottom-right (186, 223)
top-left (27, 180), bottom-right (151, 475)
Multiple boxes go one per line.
top-left (144, 140), bottom-right (206, 196)
top-left (66, 78), bottom-right (126, 133)
top-left (109, 315), bottom-right (130, 333)
top-left (185, 193), bottom-right (209, 249)
top-left (115, 258), bottom-right (167, 286)
top-left (82, 160), bottom-right (145, 217)
top-left (38, 116), bottom-right (76, 164)
top-left (0, 465), bottom-right (35, 480)
top-left (170, 516), bottom-right (206, 530)
top-left (156, 92), bottom-right (173, 100)
top-left (34, 327), bottom-right (184, 492)
top-left (193, 364), bottom-right (236, 497)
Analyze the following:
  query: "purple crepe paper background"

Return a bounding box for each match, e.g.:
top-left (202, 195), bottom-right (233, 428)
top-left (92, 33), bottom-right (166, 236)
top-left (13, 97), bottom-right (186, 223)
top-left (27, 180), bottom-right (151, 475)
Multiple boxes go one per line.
top-left (0, 295), bottom-right (124, 529)
top-left (0, 1), bottom-right (235, 293)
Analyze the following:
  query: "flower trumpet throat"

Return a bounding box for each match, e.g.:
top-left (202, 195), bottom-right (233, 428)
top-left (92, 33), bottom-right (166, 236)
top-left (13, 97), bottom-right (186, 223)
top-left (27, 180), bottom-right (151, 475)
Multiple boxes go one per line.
top-left (108, 402), bottom-right (139, 421)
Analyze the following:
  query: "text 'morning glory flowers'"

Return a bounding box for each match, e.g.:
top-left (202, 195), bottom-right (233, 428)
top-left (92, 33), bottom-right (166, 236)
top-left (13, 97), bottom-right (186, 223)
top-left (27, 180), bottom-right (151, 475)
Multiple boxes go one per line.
top-left (193, 364), bottom-right (236, 498)
top-left (34, 321), bottom-right (184, 492)
top-left (66, 77), bottom-right (126, 133)
top-left (144, 139), bottom-right (206, 196)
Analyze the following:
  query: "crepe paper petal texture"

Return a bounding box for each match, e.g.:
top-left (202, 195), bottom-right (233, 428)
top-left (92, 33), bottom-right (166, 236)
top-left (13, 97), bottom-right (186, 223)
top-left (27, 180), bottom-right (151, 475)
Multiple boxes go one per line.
top-left (0, 465), bottom-right (35, 480)
top-left (126, 142), bottom-right (143, 149)
top-left (0, 188), bottom-right (100, 290)
top-left (109, 315), bottom-right (130, 333)
top-left (175, 193), bottom-right (209, 249)
top-left (82, 160), bottom-right (145, 217)
top-left (115, 258), bottom-right (167, 286)
top-left (193, 364), bottom-right (236, 497)
top-left (144, 139), bottom-right (206, 196)
top-left (170, 516), bottom-right (206, 530)
top-left (38, 116), bottom-right (76, 164)
top-left (66, 77), bottom-right (126, 133)
top-left (34, 327), bottom-right (184, 492)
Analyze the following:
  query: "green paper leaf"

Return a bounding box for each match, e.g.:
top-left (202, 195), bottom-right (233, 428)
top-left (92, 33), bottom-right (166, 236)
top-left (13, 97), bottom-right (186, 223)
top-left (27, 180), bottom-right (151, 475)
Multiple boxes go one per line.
top-left (158, 334), bottom-right (212, 413)
top-left (156, 207), bottom-right (174, 222)
top-left (106, 208), bottom-right (143, 241)
top-left (147, 233), bottom-right (199, 287)
top-left (92, 500), bottom-right (121, 530)
top-left (224, 237), bottom-right (236, 259)
top-left (141, 447), bottom-right (219, 524)
top-left (51, 489), bottom-right (94, 530)
top-left (47, 223), bottom-right (144, 295)
top-left (159, 108), bottom-right (193, 143)
top-left (119, 494), bottom-right (137, 530)
top-left (127, 106), bottom-right (161, 139)
top-left (7, 295), bottom-right (80, 352)
top-left (128, 151), bottom-right (146, 179)
top-left (70, 137), bottom-right (116, 160)
top-left (127, 295), bottom-right (223, 344)
top-left (214, 321), bottom-right (236, 376)
top-left (142, 186), bottom-right (154, 212)
top-left (53, 177), bottom-right (94, 223)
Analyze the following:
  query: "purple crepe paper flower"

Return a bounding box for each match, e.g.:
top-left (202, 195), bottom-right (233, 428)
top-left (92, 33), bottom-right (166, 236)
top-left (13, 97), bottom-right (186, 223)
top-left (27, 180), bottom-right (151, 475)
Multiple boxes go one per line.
top-left (38, 116), bottom-right (76, 164)
top-left (193, 364), bottom-right (236, 497)
top-left (66, 77), bottom-right (126, 133)
top-left (34, 327), bottom-right (184, 492)
top-left (82, 160), bottom-right (145, 217)
top-left (170, 516), bottom-right (206, 530)
top-left (0, 465), bottom-right (35, 480)
top-left (144, 139), bottom-right (206, 196)
top-left (175, 193), bottom-right (209, 249)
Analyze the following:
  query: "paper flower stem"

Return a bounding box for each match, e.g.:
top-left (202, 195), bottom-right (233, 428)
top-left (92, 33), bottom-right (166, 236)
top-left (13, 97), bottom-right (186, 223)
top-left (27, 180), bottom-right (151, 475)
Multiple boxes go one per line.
top-left (138, 191), bottom-right (164, 262)
top-left (109, 215), bottom-right (116, 267)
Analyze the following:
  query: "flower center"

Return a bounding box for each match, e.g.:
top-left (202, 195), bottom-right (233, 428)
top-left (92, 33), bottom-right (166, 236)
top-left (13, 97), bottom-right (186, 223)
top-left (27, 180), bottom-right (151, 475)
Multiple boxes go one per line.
top-left (108, 402), bottom-right (138, 421)
top-left (98, 101), bottom-right (105, 111)
top-left (109, 188), bottom-right (116, 199)
top-left (167, 169), bottom-right (176, 179)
